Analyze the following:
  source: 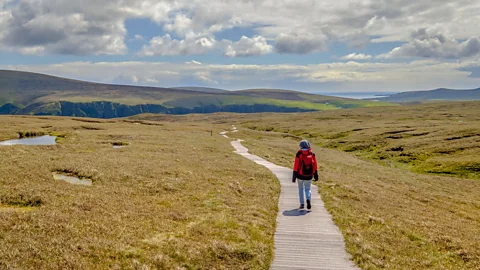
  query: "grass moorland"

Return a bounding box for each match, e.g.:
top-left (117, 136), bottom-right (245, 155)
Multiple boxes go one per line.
top-left (0, 116), bottom-right (280, 269)
top-left (0, 70), bottom-right (392, 118)
top-left (232, 103), bottom-right (480, 269)
top-left (240, 101), bottom-right (480, 180)
top-left (135, 101), bottom-right (480, 269)
top-left (238, 131), bottom-right (480, 269)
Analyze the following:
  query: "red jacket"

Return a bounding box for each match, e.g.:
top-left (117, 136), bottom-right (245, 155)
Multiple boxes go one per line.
top-left (293, 149), bottom-right (318, 180)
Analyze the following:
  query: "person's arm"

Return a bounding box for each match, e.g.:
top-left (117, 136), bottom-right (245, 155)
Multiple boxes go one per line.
top-left (313, 153), bottom-right (319, 181)
top-left (292, 153), bottom-right (300, 182)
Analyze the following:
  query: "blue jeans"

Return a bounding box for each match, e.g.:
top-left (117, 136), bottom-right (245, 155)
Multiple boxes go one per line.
top-left (297, 179), bottom-right (312, 205)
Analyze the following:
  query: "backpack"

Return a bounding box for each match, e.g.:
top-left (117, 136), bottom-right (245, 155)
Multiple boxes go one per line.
top-left (299, 152), bottom-right (314, 176)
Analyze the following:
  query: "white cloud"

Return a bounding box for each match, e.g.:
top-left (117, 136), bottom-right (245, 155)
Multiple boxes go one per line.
top-left (186, 60), bottom-right (202, 65)
top-left (379, 27), bottom-right (480, 59)
top-left (4, 59), bottom-right (480, 92)
top-left (195, 71), bottom-right (218, 84)
top-left (131, 75), bottom-right (139, 83)
top-left (0, 0), bottom-right (479, 57)
top-left (0, 0), bottom-right (128, 55)
top-left (340, 53), bottom-right (373, 61)
top-left (133, 35), bottom-right (144, 41)
top-left (139, 34), bottom-right (216, 56)
top-left (163, 13), bottom-right (194, 37)
top-left (275, 33), bottom-right (328, 54)
top-left (224, 36), bottom-right (272, 57)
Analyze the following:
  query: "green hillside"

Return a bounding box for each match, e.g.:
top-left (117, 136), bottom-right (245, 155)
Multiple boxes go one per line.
top-left (376, 88), bottom-right (480, 102)
top-left (171, 86), bottom-right (229, 93)
top-left (0, 70), bottom-right (393, 118)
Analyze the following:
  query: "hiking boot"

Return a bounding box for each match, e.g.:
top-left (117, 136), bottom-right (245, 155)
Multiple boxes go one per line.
top-left (307, 200), bottom-right (311, 210)
top-left (299, 204), bottom-right (305, 209)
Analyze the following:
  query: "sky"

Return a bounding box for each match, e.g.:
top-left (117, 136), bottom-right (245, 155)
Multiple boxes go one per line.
top-left (0, 0), bottom-right (480, 93)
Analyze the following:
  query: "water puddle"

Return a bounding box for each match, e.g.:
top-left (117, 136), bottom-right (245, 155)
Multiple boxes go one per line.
top-left (53, 173), bottom-right (92, 186)
top-left (0, 135), bottom-right (57, 146)
top-left (112, 142), bottom-right (129, 149)
top-left (220, 131), bottom-right (229, 138)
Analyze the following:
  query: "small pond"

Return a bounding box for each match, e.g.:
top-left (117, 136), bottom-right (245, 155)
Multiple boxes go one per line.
top-left (53, 173), bottom-right (92, 186)
top-left (0, 135), bottom-right (57, 146)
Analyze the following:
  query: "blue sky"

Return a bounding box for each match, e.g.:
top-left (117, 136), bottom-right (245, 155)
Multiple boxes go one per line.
top-left (1, 0), bottom-right (479, 92)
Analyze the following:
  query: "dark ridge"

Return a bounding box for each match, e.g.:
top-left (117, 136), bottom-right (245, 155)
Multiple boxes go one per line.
top-left (3, 101), bottom-right (315, 119)
top-left (374, 88), bottom-right (480, 102)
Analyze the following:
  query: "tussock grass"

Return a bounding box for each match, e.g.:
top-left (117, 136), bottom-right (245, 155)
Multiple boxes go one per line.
top-left (0, 192), bottom-right (44, 207)
top-left (76, 125), bottom-right (107, 131)
top-left (17, 131), bottom-right (46, 138)
top-left (235, 129), bottom-right (480, 269)
top-left (0, 115), bottom-right (279, 269)
top-left (132, 101), bottom-right (479, 269)
top-left (239, 101), bottom-right (480, 180)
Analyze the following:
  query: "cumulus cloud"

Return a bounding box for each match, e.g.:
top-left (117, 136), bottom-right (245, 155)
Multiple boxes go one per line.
top-left (275, 33), bottom-right (328, 54)
top-left (0, 0), bottom-right (480, 57)
top-left (186, 60), bottom-right (202, 65)
top-left (0, 0), bottom-right (128, 55)
top-left (139, 34), bottom-right (216, 56)
top-left (379, 27), bottom-right (480, 59)
top-left (224, 36), bottom-right (272, 57)
top-left (163, 13), bottom-right (194, 37)
top-left (340, 53), bottom-right (373, 60)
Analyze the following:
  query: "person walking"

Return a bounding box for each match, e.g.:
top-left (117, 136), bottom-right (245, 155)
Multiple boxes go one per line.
top-left (292, 140), bottom-right (318, 210)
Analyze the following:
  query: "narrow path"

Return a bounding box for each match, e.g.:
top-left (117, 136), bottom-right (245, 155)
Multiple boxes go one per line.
top-left (231, 139), bottom-right (359, 270)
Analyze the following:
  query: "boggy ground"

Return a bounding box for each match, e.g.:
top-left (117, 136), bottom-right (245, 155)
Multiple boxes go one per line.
top-left (136, 101), bottom-right (480, 269)
top-left (238, 101), bottom-right (480, 180)
top-left (0, 116), bottom-right (279, 269)
top-left (233, 126), bottom-right (480, 269)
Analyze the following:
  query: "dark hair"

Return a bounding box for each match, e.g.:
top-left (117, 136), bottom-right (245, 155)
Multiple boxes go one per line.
top-left (299, 140), bottom-right (310, 149)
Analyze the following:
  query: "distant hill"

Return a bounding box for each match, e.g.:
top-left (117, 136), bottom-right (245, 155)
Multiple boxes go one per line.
top-left (0, 70), bottom-right (392, 118)
top-left (171, 86), bottom-right (228, 94)
top-left (376, 88), bottom-right (480, 102)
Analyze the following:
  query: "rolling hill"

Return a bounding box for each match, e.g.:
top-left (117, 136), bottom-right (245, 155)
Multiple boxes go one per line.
top-left (170, 86), bottom-right (229, 93)
top-left (0, 70), bottom-right (391, 118)
top-left (376, 88), bottom-right (480, 102)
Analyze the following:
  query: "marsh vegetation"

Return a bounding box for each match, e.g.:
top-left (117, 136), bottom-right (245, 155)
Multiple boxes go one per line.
top-left (0, 116), bottom-right (279, 269)
top-left (1, 100), bottom-right (479, 269)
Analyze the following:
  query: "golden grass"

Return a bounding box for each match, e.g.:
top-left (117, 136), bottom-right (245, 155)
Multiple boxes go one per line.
top-left (230, 129), bottom-right (480, 269)
top-left (238, 101), bottom-right (480, 180)
top-left (0, 116), bottom-right (279, 269)
top-left (164, 102), bottom-right (480, 270)
top-left (130, 101), bottom-right (480, 269)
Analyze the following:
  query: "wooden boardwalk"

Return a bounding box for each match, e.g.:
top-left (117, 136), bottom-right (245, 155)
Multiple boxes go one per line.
top-left (231, 140), bottom-right (359, 270)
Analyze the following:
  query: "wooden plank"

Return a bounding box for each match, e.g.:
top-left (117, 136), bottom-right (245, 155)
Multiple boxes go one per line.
top-left (232, 140), bottom-right (359, 270)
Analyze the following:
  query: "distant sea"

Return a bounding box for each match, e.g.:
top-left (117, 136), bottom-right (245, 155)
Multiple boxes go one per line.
top-left (315, 92), bottom-right (396, 100)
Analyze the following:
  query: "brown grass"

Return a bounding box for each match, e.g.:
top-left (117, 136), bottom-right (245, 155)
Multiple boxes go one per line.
top-left (238, 101), bottom-right (480, 180)
top-left (238, 132), bottom-right (480, 269)
top-left (207, 103), bottom-right (480, 269)
top-left (0, 116), bottom-right (279, 269)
